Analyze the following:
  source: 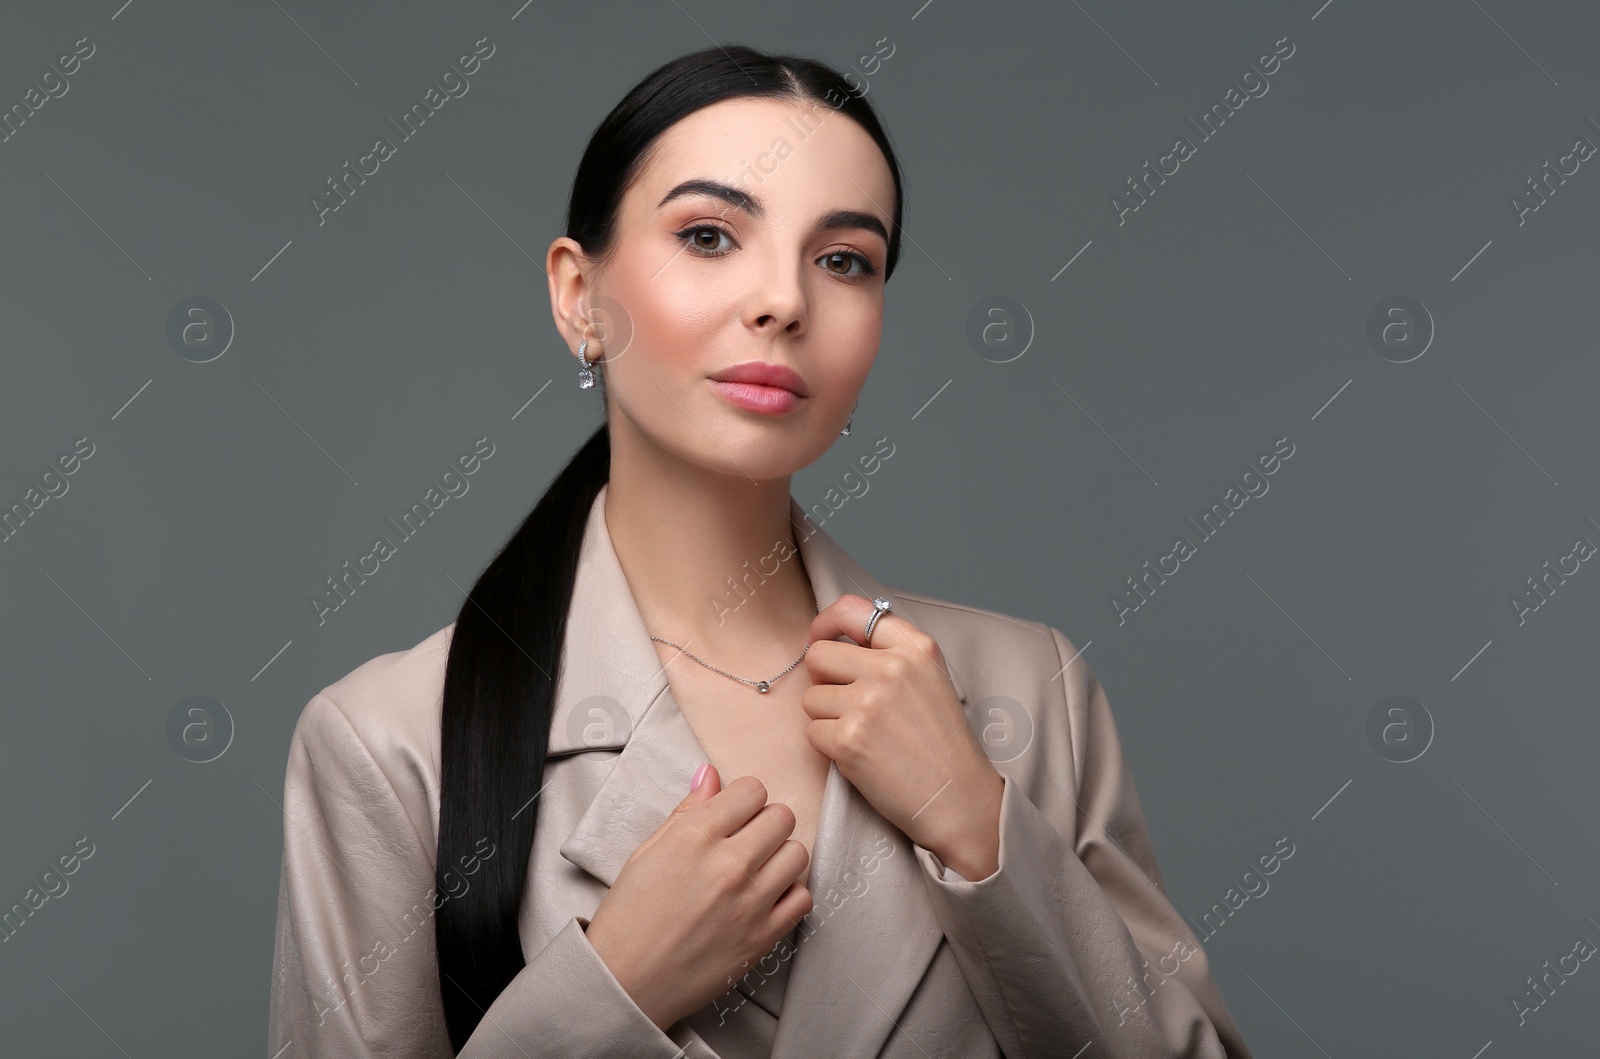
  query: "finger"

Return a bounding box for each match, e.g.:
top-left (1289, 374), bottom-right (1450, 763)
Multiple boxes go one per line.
top-left (758, 849), bottom-right (813, 917)
top-left (803, 716), bottom-right (847, 763)
top-left (770, 878), bottom-right (815, 935)
top-left (808, 593), bottom-right (913, 651)
top-left (798, 681), bottom-right (850, 721)
top-left (699, 774), bottom-right (774, 840)
top-left (726, 801), bottom-right (803, 876)
top-left (811, 595), bottom-right (954, 694)
top-left (801, 637), bottom-right (874, 691)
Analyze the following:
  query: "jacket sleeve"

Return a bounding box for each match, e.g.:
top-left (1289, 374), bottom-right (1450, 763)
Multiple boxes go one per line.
top-left (910, 627), bottom-right (1254, 1059)
top-left (268, 693), bottom-right (708, 1059)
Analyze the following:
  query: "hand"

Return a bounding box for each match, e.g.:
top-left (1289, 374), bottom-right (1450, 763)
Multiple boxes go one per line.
top-left (582, 764), bottom-right (813, 1030)
top-left (803, 595), bottom-right (1004, 881)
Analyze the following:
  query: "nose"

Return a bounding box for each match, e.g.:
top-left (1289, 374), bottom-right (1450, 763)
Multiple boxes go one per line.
top-left (744, 253), bottom-right (807, 336)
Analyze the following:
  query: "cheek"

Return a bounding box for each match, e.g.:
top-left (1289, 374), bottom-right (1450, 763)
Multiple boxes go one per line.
top-left (611, 257), bottom-right (724, 370)
top-left (818, 300), bottom-right (882, 387)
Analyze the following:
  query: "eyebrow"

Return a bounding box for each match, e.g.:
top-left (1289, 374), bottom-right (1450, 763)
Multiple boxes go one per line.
top-left (656, 178), bottom-right (890, 247)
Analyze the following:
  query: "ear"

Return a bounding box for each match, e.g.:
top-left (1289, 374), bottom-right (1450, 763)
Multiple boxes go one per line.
top-left (547, 236), bottom-right (594, 352)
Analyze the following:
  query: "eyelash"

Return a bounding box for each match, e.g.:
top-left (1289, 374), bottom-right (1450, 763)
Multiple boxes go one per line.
top-left (673, 223), bottom-right (879, 281)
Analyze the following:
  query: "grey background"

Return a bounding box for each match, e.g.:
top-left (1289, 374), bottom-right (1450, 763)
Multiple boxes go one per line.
top-left (2, 0), bottom-right (1597, 1055)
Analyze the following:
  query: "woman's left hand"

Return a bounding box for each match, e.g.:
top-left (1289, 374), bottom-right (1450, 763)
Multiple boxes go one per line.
top-left (803, 595), bottom-right (1004, 880)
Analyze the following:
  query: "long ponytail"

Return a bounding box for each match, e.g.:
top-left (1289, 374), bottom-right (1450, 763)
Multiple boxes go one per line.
top-left (433, 42), bottom-right (906, 1052)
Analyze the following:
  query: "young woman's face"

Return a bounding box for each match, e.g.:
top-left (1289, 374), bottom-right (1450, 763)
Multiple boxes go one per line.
top-left (576, 96), bottom-right (896, 480)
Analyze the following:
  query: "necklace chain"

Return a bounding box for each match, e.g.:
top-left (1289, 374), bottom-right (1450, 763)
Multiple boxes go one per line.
top-left (650, 602), bottom-right (819, 694)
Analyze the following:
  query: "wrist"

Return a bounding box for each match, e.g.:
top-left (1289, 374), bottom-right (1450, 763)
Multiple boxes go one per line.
top-left (922, 765), bottom-right (1002, 880)
top-left (582, 917), bottom-right (677, 1030)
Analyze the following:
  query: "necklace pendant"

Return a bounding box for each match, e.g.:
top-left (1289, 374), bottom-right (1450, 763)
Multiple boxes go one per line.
top-left (756, 681), bottom-right (771, 694)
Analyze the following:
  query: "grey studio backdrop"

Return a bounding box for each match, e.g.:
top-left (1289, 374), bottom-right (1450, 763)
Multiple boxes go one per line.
top-left (2, 0), bottom-right (1597, 1055)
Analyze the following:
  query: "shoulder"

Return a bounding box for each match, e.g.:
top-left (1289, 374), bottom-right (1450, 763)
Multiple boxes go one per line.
top-left (286, 622), bottom-right (456, 810)
top-left (313, 621), bottom-right (455, 731)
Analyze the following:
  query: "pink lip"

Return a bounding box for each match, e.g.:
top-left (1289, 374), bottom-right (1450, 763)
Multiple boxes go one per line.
top-left (709, 380), bottom-right (801, 414)
top-left (709, 360), bottom-right (809, 396)
top-left (708, 360), bottom-right (808, 415)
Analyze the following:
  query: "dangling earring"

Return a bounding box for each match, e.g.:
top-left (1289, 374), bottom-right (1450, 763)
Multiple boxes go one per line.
top-left (840, 400), bottom-right (857, 436)
top-left (575, 338), bottom-right (596, 389)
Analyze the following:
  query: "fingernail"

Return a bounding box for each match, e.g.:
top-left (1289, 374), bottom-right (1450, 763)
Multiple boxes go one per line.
top-left (690, 763), bottom-right (710, 792)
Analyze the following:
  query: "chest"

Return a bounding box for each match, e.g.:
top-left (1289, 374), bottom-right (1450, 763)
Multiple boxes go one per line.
top-left (662, 660), bottom-right (832, 864)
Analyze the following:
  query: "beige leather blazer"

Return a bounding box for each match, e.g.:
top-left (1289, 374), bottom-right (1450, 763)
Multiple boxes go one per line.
top-left (268, 484), bottom-right (1254, 1058)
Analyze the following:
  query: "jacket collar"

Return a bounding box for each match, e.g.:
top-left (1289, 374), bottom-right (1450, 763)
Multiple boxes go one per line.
top-left (554, 483), bottom-right (959, 1058)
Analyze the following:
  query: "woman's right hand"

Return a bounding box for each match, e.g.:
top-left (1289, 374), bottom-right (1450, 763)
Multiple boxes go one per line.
top-left (582, 763), bottom-right (814, 1031)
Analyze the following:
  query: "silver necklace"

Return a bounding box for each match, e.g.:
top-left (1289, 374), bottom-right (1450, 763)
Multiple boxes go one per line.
top-left (650, 602), bottom-right (819, 694)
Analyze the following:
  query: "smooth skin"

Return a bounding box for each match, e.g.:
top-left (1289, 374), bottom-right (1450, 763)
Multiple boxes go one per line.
top-left (546, 94), bottom-right (1003, 1030)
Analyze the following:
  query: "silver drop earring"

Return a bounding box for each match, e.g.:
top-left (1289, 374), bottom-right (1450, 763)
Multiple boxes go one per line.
top-left (575, 338), bottom-right (596, 390)
top-left (841, 400), bottom-right (856, 436)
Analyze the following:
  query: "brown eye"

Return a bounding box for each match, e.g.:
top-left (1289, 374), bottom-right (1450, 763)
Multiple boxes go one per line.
top-left (677, 224), bottom-right (735, 256)
top-left (817, 249), bottom-right (875, 280)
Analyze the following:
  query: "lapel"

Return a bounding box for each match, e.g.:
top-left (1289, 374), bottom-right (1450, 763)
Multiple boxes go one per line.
top-left (554, 483), bottom-right (967, 1058)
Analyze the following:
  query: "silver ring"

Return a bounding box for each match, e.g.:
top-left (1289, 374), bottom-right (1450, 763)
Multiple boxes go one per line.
top-left (863, 596), bottom-right (893, 645)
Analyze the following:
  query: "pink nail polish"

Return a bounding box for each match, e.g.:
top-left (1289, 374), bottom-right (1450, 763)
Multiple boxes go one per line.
top-left (691, 763), bottom-right (710, 792)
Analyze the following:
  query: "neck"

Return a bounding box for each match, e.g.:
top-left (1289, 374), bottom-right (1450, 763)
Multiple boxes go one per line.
top-left (603, 441), bottom-right (818, 670)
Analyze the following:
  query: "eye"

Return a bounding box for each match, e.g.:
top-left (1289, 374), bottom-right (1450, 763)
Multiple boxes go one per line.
top-left (675, 223), bottom-right (880, 282)
top-left (818, 249), bottom-right (878, 281)
top-left (675, 223), bottom-right (736, 256)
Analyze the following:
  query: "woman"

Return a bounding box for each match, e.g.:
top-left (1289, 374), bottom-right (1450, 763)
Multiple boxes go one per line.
top-left (268, 44), bottom-right (1254, 1059)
